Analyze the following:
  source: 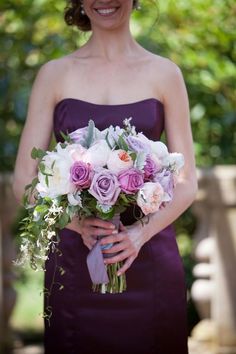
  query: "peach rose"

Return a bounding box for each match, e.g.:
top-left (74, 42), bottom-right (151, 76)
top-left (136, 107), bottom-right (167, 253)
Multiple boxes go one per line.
top-left (137, 182), bottom-right (164, 215)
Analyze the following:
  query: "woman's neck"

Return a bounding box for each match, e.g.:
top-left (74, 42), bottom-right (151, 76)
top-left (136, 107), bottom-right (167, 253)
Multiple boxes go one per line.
top-left (84, 24), bottom-right (140, 61)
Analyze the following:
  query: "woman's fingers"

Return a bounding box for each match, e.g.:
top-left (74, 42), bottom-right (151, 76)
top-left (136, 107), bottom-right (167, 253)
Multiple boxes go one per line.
top-left (102, 240), bottom-right (128, 254)
top-left (89, 226), bottom-right (118, 238)
top-left (100, 232), bottom-right (125, 246)
top-left (117, 256), bottom-right (135, 276)
top-left (101, 222), bottom-right (141, 274)
top-left (84, 216), bottom-right (116, 230)
top-left (103, 248), bottom-right (135, 265)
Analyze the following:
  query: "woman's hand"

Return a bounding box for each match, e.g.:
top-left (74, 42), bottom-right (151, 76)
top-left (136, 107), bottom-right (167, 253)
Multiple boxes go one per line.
top-left (66, 216), bottom-right (118, 250)
top-left (101, 222), bottom-right (144, 276)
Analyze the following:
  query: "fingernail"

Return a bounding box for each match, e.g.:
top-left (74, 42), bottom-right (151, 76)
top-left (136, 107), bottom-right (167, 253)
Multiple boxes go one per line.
top-left (117, 272), bottom-right (121, 276)
top-left (110, 225), bottom-right (115, 229)
top-left (112, 230), bottom-right (118, 234)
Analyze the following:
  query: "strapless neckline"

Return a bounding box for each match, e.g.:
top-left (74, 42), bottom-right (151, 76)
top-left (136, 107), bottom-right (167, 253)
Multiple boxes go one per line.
top-left (54, 97), bottom-right (164, 110)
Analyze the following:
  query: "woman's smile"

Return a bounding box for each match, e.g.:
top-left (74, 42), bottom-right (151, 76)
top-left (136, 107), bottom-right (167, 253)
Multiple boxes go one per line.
top-left (94, 6), bottom-right (120, 17)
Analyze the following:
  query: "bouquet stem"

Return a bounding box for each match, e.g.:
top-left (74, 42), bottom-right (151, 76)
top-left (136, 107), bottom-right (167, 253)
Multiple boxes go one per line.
top-left (92, 213), bottom-right (127, 294)
top-left (92, 261), bottom-right (127, 294)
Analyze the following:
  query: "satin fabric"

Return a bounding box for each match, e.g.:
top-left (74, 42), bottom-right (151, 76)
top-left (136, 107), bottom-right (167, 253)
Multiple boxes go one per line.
top-left (44, 97), bottom-right (189, 354)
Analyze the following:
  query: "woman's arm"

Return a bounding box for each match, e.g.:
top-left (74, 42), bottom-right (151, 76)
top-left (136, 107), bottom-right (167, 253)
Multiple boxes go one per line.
top-left (135, 61), bottom-right (198, 242)
top-left (101, 61), bottom-right (198, 274)
top-left (12, 60), bottom-right (59, 203)
top-left (13, 58), bottom-right (118, 246)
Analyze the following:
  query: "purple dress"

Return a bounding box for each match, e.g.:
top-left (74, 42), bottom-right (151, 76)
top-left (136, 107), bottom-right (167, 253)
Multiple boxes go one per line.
top-left (44, 98), bottom-right (189, 354)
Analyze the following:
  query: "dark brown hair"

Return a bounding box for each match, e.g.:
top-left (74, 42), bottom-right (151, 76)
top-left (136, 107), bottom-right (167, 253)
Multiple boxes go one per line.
top-left (64, 0), bottom-right (139, 32)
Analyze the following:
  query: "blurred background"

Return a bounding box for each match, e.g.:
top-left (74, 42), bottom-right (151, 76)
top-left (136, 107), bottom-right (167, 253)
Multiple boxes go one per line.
top-left (0, 0), bottom-right (235, 353)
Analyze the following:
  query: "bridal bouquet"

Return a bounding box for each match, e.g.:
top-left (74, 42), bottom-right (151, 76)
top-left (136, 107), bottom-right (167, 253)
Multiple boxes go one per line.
top-left (16, 118), bottom-right (184, 294)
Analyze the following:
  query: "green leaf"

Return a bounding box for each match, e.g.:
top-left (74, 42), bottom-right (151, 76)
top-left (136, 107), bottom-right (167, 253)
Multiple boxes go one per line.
top-left (105, 131), bottom-right (113, 149)
top-left (19, 231), bottom-right (31, 238)
top-left (134, 152), bottom-right (147, 170)
top-left (24, 183), bottom-right (32, 191)
top-left (120, 193), bottom-right (129, 203)
top-left (44, 197), bottom-right (52, 203)
top-left (60, 130), bottom-right (71, 143)
top-left (57, 212), bottom-right (70, 229)
top-left (31, 177), bottom-right (39, 189)
top-left (35, 204), bottom-right (48, 213)
top-left (86, 120), bottom-right (95, 148)
top-left (31, 147), bottom-right (46, 160)
top-left (38, 162), bottom-right (45, 173)
top-left (130, 152), bottom-right (137, 161)
top-left (51, 160), bottom-right (56, 170)
top-left (118, 135), bottom-right (129, 151)
top-left (45, 175), bottom-right (49, 187)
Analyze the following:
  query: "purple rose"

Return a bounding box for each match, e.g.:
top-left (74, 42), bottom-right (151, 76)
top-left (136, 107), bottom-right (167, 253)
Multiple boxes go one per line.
top-left (144, 155), bottom-right (160, 181)
top-left (126, 136), bottom-right (151, 154)
top-left (89, 168), bottom-right (121, 205)
top-left (155, 169), bottom-right (174, 201)
top-left (118, 168), bottom-right (144, 194)
top-left (70, 161), bottom-right (92, 189)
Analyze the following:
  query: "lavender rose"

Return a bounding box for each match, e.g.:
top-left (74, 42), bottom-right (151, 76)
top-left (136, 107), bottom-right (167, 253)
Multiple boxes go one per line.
top-left (118, 168), bottom-right (144, 194)
top-left (69, 127), bottom-right (88, 145)
top-left (155, 169), bottom-right (174, 202)
top-left (70, 161), bottom-right (92, 189)
top-left (69, 126), bottom-right (102, 147)
top-left (126, 136), bottom-right (151, 154)
top-left (88, 168), bottom-right (121, 206)
top-left (144, 155), bottom-right (160, 181)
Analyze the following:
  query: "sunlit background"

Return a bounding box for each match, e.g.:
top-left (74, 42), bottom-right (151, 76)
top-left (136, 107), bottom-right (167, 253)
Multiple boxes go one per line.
top-left (0, 0), bottom-right (235, 353)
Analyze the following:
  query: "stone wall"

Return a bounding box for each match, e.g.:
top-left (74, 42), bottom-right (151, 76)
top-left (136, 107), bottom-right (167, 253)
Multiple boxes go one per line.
top-left (191, 166), bottom-right (236, 354)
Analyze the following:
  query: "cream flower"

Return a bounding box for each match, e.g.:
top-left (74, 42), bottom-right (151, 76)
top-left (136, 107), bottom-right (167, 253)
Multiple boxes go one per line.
top-left (137, 182), bottom-right (164, 215)
top-left (162, 152), bottom-right (185, 172)
top-left (149, 141), bottom-right (169, 159)
top-left (107, 149), bottom-right (133, 174)
top-left (83, 140), bottom-right (111, 167)
top-left (36, 148), bottom-right (75, 199)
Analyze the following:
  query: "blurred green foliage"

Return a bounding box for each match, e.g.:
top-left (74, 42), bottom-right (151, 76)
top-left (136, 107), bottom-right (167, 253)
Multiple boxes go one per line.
top-left (0, 0), bottom-right (235, 170)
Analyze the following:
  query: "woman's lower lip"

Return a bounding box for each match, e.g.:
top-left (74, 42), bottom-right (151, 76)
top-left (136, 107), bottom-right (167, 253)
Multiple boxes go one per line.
top-left (94, 7), bottom-right (119, 17)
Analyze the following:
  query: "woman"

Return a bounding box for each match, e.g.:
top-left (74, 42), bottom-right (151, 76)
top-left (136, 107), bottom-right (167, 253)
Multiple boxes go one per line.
top-left (13, 0), bottom-right (198, 353)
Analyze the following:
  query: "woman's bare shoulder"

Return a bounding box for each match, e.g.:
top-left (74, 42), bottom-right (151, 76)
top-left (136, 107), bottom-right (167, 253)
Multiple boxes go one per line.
top-left (34, 54), bottom-right (79, 102)
top-left (147, 53), bottom-right (185, 101)
top-left (148, 53), bottom-right (183, 80)
top-left (37, 55), bottom-right (73, 80)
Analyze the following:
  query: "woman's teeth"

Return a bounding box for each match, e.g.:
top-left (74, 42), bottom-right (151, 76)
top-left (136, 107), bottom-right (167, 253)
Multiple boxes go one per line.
top-left (95, 7), bottom-right (118, 15)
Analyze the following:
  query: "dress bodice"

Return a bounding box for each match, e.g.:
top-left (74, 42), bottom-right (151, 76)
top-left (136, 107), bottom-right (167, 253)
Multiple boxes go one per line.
top-left (53, 97), bottom-right (165, 142)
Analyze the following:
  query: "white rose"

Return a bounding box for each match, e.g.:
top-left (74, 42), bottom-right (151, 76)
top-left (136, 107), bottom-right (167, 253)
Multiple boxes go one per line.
top-left (107, 149), bottom-right (133, 174)
top-left (36, 149), bottom-right (75, 198)
top-left (83, 140), bottom-right (111, 167)
top-left (162, 152), bottom-right (185, 171)
top-left (55, 143), bottom-right (86, 162)
top-left (69, 145), bottom-right (87, 162)
top-left (149, 141), bottom-right (169, 159)
top-left (137, 182), bottom-right (164, 215)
